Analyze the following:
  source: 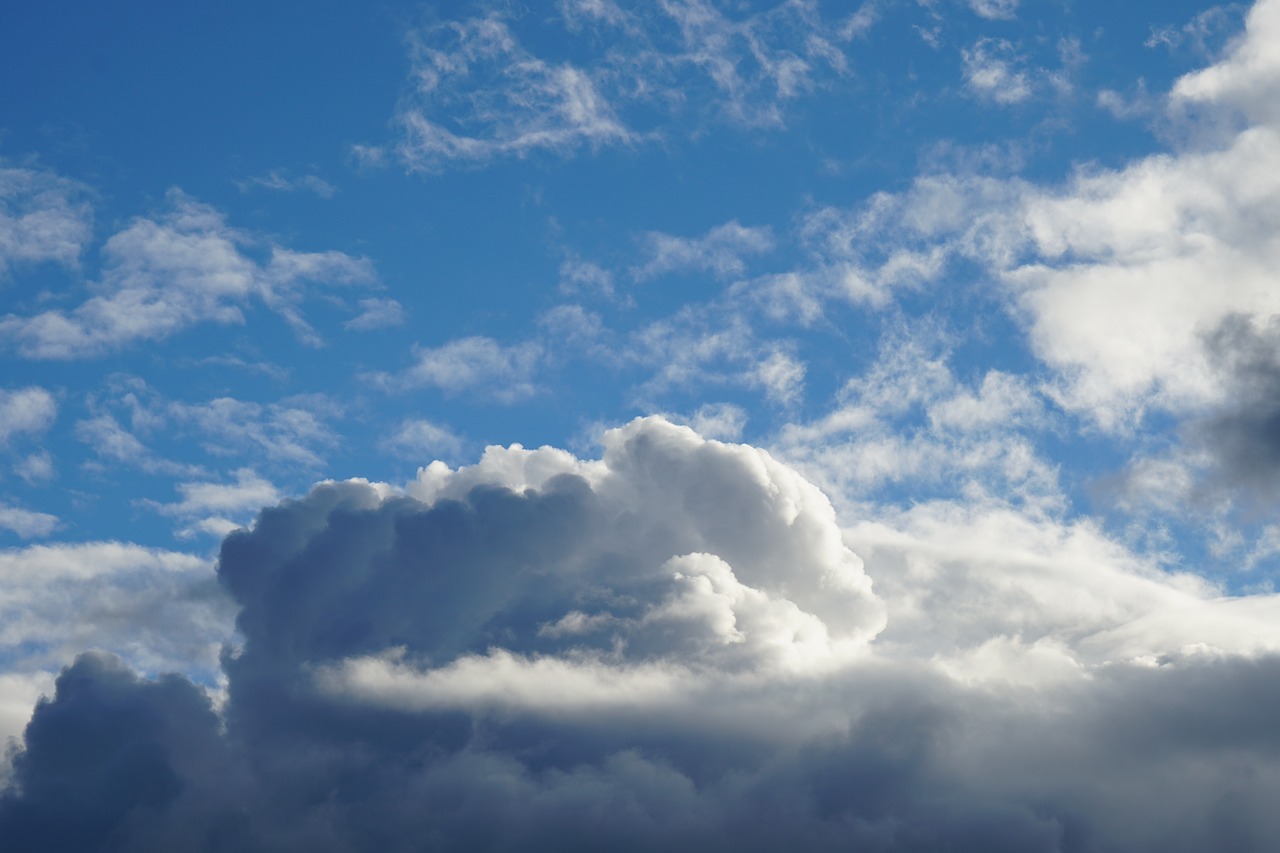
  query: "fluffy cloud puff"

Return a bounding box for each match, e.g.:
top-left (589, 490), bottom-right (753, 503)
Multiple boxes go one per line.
top-left (5, 418), bottom-right (1280, 851)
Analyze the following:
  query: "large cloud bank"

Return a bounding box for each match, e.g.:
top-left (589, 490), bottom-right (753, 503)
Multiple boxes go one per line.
top-left (4, 418), bottom-right (1280, 850)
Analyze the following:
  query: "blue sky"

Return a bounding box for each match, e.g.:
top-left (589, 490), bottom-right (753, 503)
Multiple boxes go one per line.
top-left (5, 1), bottom-right (1280, 848)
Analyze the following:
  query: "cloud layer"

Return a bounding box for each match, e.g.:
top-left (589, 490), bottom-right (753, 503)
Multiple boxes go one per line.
top-left (5, 419), bottom-right (1280, 850)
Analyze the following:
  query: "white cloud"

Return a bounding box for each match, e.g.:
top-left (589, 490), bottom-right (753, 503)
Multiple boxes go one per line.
top-left (0, 387), bottom-right (56, 444)
top-left (968, 0), bottom-right (1019, 20)
top-left (235, 169), bottom-right (337, 198)
top-left (77, 384), bottom-right (342, 474)
top-left (390, 336), bottom-right (543, 402)
top-left (752, 348), bottom-right (805, 405)
top-left (1171, 0), bottom-right (1280, 123)
top-left (0, 505), bottom-right (58, 539)
top-left (381, 2), bottom-right (862, 171)
top-left (393, 15), bottom-right (635, 172)
top-left (146, 468), bottom-right (282, 538)
top-left (680, 402), bottom-right (748, 441)
top-left (75, 413), bottom-right (200, 476)
top-left (760, 4), bottom-right (1280, 431)
top-left (381, 418), bottom-right (465, 461)
top-left (0, 165), bottom-right (92, 278)
top-left (167, 394), bottom-right (343, 469)
top-left (558, 254), bottom-right (617, 299)
top-left (628, 309), bottom-right (798, 404)
top-left (962, 38), bottom-right (1032, 104)
top-left (344, 297), bottom-right (405, 331)
top-left (775, 325), bottom-right (1062, 515)
top-left (928, 370), bottom-right (1042, 431)
top-left (13, 450), bottom-right (54, 485)
top-left (0, 191), bottom-right (376, 358)
top-left (633, 221), bottom-right (775, 281)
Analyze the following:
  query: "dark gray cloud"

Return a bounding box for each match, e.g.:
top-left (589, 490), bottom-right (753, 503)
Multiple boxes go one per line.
top-left (5, 419), bottom-right (1280, 851)
top-left (1198, 313), bottom-right (1280, 498)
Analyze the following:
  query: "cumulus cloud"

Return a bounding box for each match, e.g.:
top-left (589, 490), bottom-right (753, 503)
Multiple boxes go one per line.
top-left (5, 419), bottom-right (1280, 848)
top-left (0, 542), bottom-right (233, 752)
top-left (0, 191), bottom-right (376, 358)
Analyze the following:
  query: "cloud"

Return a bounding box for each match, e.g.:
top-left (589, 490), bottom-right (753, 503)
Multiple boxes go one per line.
top-left (387, 336), bottom-right (543, 402)
top-left (380, 2), bottom-right (862, 171)
top-left (0, 191), bottom-right (376, 359)
top-left (558, 254), bottom-right (618, 300)
top-left (961, 38), bottom-right (1033, 104)
top-left (13, 451), bottom-right (54, 485)
top-left (627, 307), bottom-right (806, 406)
top-left (673, 402), bottom-right (748, 441)
top-left (75, 413), bottom-right (201, 477)
top-left (968, 0), bottom-right (1019, 20)
top-left (1192, 314), bottom-right (1280, 501)
top-left (235, 169), bottom-right (337, 198)
top-left (7, 419), bottom-right (1280, 847)
top-left (0, 541), bottom-right (233, 751)
top-left (0, 387), bottom-right (56, 445)
top-left (380, 418), bottom-right (465, 461)
top-left (344, 297), bottom-right (405, 332)
top-left (0, 165), bottom-right (92, 278)
top-left (775, 323), bottom-right (1059, 516)
top-left (146, 468), bottom-right (282, 539)
top-left (392, 14), bottom-right (636, 173)
top-left (757, 0), bottom-right (1280, 430)
top-left (633, 221), bottom-right (775, 282)
top-left (0, 505), bottom-right (58, 539)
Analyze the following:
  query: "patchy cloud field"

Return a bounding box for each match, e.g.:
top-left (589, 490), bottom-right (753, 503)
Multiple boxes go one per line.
top-left (4, 1), bottom-right (1280, 850)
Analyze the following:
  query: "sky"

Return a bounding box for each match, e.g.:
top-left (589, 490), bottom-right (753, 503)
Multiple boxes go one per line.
top-left (4, 0), bottom-right (1280, 849)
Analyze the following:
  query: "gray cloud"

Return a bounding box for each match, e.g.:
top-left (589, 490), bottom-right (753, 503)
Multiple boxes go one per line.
top-left (1196, 313), bottom-right (1280, 499)
top-left (5, 419), bottom-right (1280, 850)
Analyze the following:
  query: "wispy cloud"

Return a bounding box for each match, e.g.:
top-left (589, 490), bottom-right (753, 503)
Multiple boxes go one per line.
top-left (0, 165), bottom-right (92, 278)
top-left (344, 297), bottom-right (405, 332)
top-left (633, 221), bottom-right (775, 281)
top-left (0, 191), bottom-right (376, 358)
top-left (382, 336), bottom-right (543, 402)
top-left (392, 15), bottom-right (636, 172)
top-left (962, 38), bottom-right (1033, 104)
top-left (380, 418), bottom-right (465, 462)
top-left (968, 0), bottom-right (1019, 21)
top-left (375, 2), bottom-right (873, 172)
top-left (235, 169), bottom-right (337, 198)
